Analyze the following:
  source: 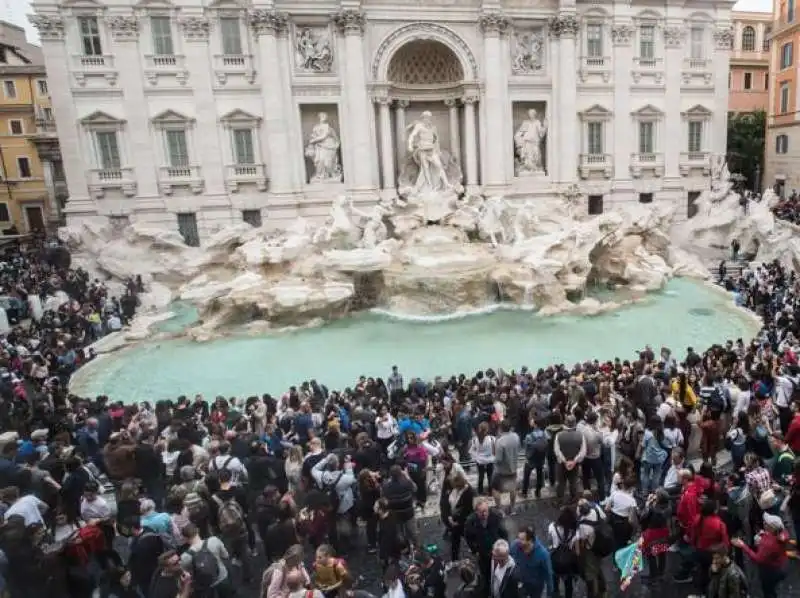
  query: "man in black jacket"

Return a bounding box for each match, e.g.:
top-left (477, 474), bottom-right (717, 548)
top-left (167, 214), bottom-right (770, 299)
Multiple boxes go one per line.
top-left (464, 498), bottom-right (508, 590)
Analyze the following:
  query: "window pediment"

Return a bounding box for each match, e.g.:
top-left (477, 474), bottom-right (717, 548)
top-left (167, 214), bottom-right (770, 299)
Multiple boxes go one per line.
top-left (580, 104), bottom-right (613, 121)
top-left (151, 109), bottom-right (194, 125)
top-left (631, 104), bottom-right (664, 119)
top-left (81, 110), bottom-right (126, 126)
top-left (60, 0), bottom-right (104, 6)
top-left (220, 109), bottom-right (260, 126)
top-left (682, 104), bottom-right (712, 119)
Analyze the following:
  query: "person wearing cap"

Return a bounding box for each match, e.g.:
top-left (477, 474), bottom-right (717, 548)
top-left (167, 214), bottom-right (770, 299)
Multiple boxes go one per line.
top-left (732, 513), bottom-right (789, 598)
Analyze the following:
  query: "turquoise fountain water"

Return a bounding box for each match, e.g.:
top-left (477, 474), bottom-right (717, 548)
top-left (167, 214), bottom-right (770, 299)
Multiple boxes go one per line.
top-left (70, 279), bottom-right (761, 403)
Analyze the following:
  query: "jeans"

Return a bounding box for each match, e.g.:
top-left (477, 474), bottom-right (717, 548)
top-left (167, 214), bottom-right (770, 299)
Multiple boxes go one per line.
top-left (581, 457), bottom-right (606, 500)
top-left (477, 463), bottom-right (494, 495)
top-left (556, 464), bottom-right (579, 501)
top-left (640, 461), bottom-right (662, 494)
top-left (450, 524), bottom-right (464, 562)
top-left (758, 565), bottom-right (786, 598)
top-left (554, 575), bottom-right (574, 598)
top-left (522, 459), bottom-right (545, 496)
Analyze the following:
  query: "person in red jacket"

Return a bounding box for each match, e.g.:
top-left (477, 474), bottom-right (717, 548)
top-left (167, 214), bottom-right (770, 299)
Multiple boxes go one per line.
top-left (732, 513), bottom-right (789, 598)
top-left (679, 498), bottom-right (730, 594)
top-left (785, 408), bottom-right (800, 453)
top-left (676, 470), bottom-right (712, 539)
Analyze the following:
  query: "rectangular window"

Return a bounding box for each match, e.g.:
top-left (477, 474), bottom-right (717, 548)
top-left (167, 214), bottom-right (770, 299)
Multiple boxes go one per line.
top-left (586, 24), bottom-right (603, 57)
top-left (0, 48), bottom-right (6, 64)
top-left (587, 122), bottom-right (603, 155)
top-left (0, 204), bottom-right (10, 221)
top-left (232, 129), bottom-right (255, 165)
top-left (639, 192), bottom-right (654, 204)
top-left (640, 25), bottom-right (655, 59)
top-left (588, 195), bottom-right (604, 215)
top-left (687, 191), bottom-right (701, 219)
top-left (9, 120), bottom-right (22, 135)
top-left (638, 121), bottom-right (654, 154)
top-left (177, 213), bottom-right (200, 247)
top-left (744, 72), bottom-right (752, 90)
top-left (95, 131), bottom-right (121, 169)
top-left (765, 73), bottom-right (770, 89)
top-left (78, 17), bottom-right (103, 56)
top-left (790, 0), bottom-right (796, 23)
top-left (36, 80), bottom-right (48, 96)
top-left (165, 130), bottom-right (189, 167)
top-left (43, 107), bottom-right (53, 121)
top-left (690, 27), bottom-right (704, 59)
top-left (688, 121), bottom-right (703, 152)
top-left (781, 81), bottom-right (790, 113)
top-left (3, 81), bottom-right (15, 99)
top-left (781, 42), bottom-right (793, 69)
top-left (220, 17), bottom-right (243, 55)
top-left (17, 157), bottom-right (31, 179)
top-left (242, 209), bottom-right (262, 227)
top-left (150, 17), bottom-right (174, 56)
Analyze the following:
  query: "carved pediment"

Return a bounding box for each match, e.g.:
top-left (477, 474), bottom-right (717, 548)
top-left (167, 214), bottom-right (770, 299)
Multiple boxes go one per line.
top-left (220, 109), bottom-right (260, 124)
top-left (80, 110), bottom-right (125, 125)
top-left (631, 104), bottom-right (664, 118)
top-left (59, 0), bottom-right (105, 7)
top-left (207, 0), bottom-right (247, 8)
top-left (580, 104), bottom-right (613, 120)
top-left (151, 109), bottom-right (193, 124)
top-left (134, 0), bottom-right (174, 7)
top-left (682, 104), bottom-right (712, 118)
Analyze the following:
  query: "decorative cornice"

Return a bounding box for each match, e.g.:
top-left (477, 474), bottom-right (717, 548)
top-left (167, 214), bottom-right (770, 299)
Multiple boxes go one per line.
top-left (28, 14), bottom-right (65, 42)
top-left (713, 26), bottom-right (733, 50)
top-left (478, 12), bottom-right (510, 36)
top-left (106, 15), bottom-right (139, 42)
top-left (462, 94), bottom-right (479, 104)
top-left (332, 10), bottom-right (366, 36)
top-left (663, 26), bottom-right (685, 48)
top-left (611, 24), bottom-right (635, 46)
top-left (249, 9), bottom-right (288, 37)
top-left (180, 16), bottom-right (210, 42)
top-left (549, 14), bottom-right (579, 39)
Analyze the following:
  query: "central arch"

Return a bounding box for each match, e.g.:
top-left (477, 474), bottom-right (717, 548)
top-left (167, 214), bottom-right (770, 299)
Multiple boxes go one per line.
top-left (371, 22), bottom-right (479, 83)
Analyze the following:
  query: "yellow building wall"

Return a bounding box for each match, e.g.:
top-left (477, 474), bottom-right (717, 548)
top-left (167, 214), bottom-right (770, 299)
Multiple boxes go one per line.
top-left (0, 72), bottom-right (52, 232)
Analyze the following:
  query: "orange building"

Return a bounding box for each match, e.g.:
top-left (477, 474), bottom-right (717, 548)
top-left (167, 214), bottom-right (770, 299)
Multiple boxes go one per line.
top-left (730, 11), bottom-right (772, 113)
top-left (765, 0), bottom-right (800, 193)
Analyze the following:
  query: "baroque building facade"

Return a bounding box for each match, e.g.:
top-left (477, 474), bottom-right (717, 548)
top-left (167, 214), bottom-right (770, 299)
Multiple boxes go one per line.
top-left (30, 0), bottom-right (733, 244)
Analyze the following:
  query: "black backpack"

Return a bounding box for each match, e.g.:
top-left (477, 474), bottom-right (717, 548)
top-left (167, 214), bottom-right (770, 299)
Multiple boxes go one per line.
top-left (550, 527), bottom-right (579, 575)
top-left (188, 539), bottom-right (221, 590)
top-left (322, 471), bottom-right (344, 513)
top-left (583, 508), bottom-right (614, 558)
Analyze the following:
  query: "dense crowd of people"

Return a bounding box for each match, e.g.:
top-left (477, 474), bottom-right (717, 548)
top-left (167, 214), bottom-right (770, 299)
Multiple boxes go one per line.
top-left (0, 236), bottom-right (796, 598)
top-left (771, 189), bottom-right (800, 224)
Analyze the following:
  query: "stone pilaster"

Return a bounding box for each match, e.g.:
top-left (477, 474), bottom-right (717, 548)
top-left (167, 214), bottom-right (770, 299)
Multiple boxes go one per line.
top-left (29, 15), bottom-right (93, 214)
top-left (549, 13), bottom-right (579, 183)
top-left (611, 24), bottom-right (635, 183)
top-left (664, 24), bottom-right (686, 180)
top-left (394, 100), bottom-right (408, 169)
top-left (250, 10), bottom-right (294, 195)
top-left (478, 11), bottom-right (511, 189)
top-left (712, 25), bottom-right (733, 155)
top-left (445, 98), bottom-right (462, 172)
top-left (375, 97), bottom-right (395, 193)
top-left (333, 10), bottom-right (377, 194)
top-left (462, 94), bottom-right (479, 190)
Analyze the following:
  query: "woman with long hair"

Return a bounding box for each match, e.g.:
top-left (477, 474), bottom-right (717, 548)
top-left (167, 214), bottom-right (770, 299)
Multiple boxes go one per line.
top-left (402, 432), bottom-right (429, 509)
top-left (358, 468), bottom-right (381, 554)
top-left (443, 471), bottom-right (475, 563)
top-left (469, 421), bottom-right (495, 496)
top-left (284, 445), bottom-right (304, 495)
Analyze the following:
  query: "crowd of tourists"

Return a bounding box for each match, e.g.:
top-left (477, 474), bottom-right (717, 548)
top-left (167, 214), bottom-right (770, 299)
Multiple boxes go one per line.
top-left (771, 189), bottom-right (800, 224)
top-left (0, 236), bottom-right (798, 598)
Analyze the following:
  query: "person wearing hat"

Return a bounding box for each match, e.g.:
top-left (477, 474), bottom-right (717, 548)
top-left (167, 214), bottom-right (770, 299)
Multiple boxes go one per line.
top-left (732, 513), bottom-right (789, 598)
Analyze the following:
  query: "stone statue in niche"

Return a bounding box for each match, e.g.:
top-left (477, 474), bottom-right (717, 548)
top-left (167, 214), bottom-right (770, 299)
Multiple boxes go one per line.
top-left (514, 108), bottom-right (548, 175)
top-left (295, 27), bottom-right (333, 73)
top-left (511, 30), bottom-right (544, 74)
top-left (305, 112), bottom-right (342, 183)
top-left (400, 111), bottom-right (462, 196)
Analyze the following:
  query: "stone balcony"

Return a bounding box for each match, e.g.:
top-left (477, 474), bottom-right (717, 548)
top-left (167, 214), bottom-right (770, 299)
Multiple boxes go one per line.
top-left (579, 56), bottom-right (611, 83)
top-left (681, 58), bottom-right (713, 86)
top-left (632, 57), bottom-right (664, 84)
top-left (70, 54), bottom-right (118, 86)
top-left (578, 153), bottom-right (613, 179)
top-left (225, 163), bottom-right (268, 193)
top-left (679, 151), bottom-right (711, 176)
top-left (34, 118), bottom-right (57, 135)
top-left (144, 54), bottom-right (189, 86)
top-left (629, 152), bottom-right (664, 178)
top-left (213, 54), bottom-right (255, 86)
top-left (89, 167), bottom-right (136, 198)
top-left (158, 165), bottom-right (204, 195)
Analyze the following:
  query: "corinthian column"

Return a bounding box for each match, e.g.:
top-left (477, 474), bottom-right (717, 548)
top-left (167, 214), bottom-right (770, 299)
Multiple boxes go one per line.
top-left (463, 95), bottom-right (479, 190)
top-left (250, 10), bottom-right (293, 196)
top-left (445, 98), bottom-right (462, 171)
top-left (395, 100), bottom-right (409, 164)
top-left (333, 10), bottom-right (377, 194)
top-left (376, 97), bottom-right (396, 195)
top-left (479, 12), bottom-right (511, 190)
top-left (549, 13), bottom-right (579, 183)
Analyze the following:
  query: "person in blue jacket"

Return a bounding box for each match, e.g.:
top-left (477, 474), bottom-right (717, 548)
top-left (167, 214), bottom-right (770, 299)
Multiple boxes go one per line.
top-left (510, 526), bottom-right (554, 598)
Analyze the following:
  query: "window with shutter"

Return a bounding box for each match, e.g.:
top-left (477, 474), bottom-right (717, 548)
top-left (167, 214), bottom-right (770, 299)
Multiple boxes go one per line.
top-left (151, 17), bottom-right (174, 56)
top-left (166, 130), bottom-right (189, 167)
top-left (233, 129), bottom-right (255, 165)
top-left (95, 132), bottom-right (121, 169)
top-left (587, 24), bottom-right (603, 57)
top-left (640, 26), bottom-right (655, 59)
top-left (587, 122), bottom-right (603, 155)
top-left (79, 17), bottom-right (103, 56)
top-left (220, 18), bottom-right (243, 55)
top-left (688, 121), bottom-right (702, 153)
top-left (638, 122), bottom-right (654, 154)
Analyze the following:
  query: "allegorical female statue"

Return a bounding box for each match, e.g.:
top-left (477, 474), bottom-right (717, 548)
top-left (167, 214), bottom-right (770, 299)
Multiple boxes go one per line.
top-left (514, 108), bottom-right (548, 175)
top-left (305, 112), bottom-right (342, 183)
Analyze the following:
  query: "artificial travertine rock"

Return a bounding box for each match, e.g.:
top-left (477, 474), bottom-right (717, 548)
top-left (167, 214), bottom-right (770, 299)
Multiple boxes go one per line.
top-left (60, 188), bottom-right (721, 342)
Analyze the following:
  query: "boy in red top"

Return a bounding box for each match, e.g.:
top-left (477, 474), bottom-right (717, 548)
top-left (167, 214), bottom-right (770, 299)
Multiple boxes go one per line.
top-left (785, 408), bottom-right (800, 453)
top-left (732, 513), bottom-right (789, 598)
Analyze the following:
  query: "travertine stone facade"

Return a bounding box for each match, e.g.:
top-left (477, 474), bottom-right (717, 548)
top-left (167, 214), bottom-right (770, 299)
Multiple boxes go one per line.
top-left (31, 0), bottom-right (732, 242)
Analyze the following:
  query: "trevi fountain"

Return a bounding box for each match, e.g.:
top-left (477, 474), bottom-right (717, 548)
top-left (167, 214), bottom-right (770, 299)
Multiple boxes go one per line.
top-left (61, 116), bottom-right (788, 398)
